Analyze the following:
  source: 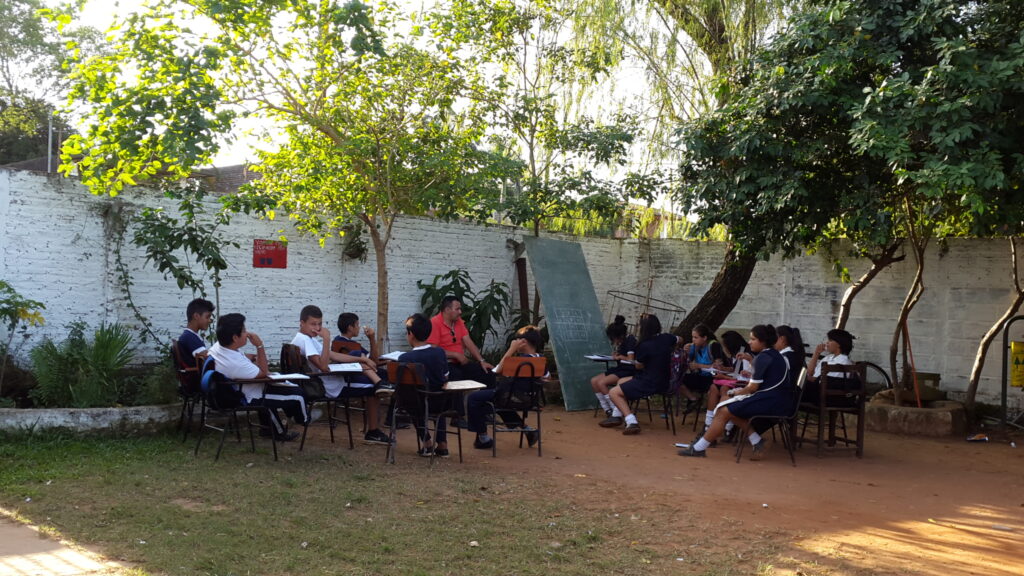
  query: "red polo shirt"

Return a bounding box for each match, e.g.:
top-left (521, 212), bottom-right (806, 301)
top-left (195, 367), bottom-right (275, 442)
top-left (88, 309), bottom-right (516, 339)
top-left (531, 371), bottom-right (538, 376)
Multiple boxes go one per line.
top-left (427, 313), bottom-right (468, 354)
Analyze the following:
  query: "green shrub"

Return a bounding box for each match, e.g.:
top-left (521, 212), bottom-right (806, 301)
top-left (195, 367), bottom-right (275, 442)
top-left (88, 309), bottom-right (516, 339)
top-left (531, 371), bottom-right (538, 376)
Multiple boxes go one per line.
top-left (29, 322), bottom-right (136, 408)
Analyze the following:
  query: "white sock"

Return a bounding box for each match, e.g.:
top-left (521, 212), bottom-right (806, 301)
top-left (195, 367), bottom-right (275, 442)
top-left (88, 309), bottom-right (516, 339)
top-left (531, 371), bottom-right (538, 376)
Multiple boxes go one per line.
top-left (693, 437), bottom-right (711, 451)
top-left (596, 393), bottom-right (612, 411)
top-left (749, 432), bottom-right (762, 445)
top-left (704, 411), bottom-right (715, 427)
top-left (624, 413), bottom-right (638, 426)
top-left (611, 407), bottom-right (623, 418)
top-left (725, 421), bottom-right (734, 431)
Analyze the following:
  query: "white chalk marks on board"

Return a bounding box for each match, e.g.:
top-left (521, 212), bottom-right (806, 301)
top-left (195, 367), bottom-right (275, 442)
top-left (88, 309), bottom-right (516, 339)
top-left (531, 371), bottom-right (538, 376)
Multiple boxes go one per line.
top-left (551, 308), bottom-right (591, 342)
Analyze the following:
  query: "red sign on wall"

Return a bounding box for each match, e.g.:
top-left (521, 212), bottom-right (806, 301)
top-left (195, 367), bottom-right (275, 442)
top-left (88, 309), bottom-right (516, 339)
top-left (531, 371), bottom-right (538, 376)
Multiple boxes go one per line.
top-left (253, 239), bottom-right (287, 269)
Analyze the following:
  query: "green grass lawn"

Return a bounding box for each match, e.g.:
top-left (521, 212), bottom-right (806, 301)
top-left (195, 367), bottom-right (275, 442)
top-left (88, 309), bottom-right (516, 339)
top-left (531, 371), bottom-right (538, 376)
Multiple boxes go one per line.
top-left (0, 432), bottom-right (779, 575)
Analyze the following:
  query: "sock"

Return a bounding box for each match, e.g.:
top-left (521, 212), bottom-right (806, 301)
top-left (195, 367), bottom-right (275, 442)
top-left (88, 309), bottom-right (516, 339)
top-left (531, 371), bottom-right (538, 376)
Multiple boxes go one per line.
top-left (624, 413), bottom-right (638, 426)
top-left (725, 421), bottom-right (734, 432)
top-left (748, 432), bottom-right (762, 445)
top-left (693, 437), bottom-right (711, 451)
top-left (596, 393), bottom-right (611, 411)
top-left (704, 411), bottom-right (715, 427)
top-left (611, 407), bottom-right (623, 418)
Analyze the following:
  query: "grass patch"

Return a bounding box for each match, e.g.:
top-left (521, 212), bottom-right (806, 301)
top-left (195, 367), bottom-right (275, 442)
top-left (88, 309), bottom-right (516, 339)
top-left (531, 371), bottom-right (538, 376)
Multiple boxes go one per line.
top-left (0, 432), bottom-right (780, 575)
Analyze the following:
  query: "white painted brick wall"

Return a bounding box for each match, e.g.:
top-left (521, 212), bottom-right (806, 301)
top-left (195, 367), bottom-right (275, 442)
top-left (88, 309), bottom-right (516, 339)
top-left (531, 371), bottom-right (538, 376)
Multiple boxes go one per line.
top-left (2, 168), bottom-right (1022, 410)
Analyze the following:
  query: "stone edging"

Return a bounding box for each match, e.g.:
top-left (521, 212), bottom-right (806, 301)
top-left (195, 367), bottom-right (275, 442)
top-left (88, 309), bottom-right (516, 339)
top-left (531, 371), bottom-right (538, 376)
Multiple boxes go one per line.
top-left (0, 404), bottom-right (180, 435)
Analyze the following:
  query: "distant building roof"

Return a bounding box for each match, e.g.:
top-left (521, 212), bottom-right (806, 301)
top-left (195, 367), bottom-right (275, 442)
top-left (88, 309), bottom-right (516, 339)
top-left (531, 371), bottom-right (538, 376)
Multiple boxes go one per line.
top-left (0, 157), bottom-right (260, 194)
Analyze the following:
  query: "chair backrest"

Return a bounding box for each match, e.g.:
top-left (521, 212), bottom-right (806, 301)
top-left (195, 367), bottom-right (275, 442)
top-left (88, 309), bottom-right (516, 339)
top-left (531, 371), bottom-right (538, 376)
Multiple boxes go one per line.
top-left (171, 339), bottom-right (201, 397)
top-left (280, 343), bottom-right (309, 375)
top-left (499, 356), bottom-right (546, 379)
top-left (820, 362), bottom-right (867, 398)
top-left (387, 361), bottom-right (428, 387)
top-left (199, 356), bottom-right (246, 411)
top-left (331, 340), bottom-right (363, 355)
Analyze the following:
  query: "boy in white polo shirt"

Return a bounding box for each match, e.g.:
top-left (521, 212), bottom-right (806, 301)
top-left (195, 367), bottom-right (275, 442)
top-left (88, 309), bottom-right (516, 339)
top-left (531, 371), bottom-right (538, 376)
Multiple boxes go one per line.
top-left (290, 305), bottom-right (391, 445)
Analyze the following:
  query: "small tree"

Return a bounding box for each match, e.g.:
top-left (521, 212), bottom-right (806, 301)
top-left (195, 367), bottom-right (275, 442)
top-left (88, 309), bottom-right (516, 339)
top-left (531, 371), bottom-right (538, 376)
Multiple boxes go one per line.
top-left (0, 280), bottom-right (45, 397)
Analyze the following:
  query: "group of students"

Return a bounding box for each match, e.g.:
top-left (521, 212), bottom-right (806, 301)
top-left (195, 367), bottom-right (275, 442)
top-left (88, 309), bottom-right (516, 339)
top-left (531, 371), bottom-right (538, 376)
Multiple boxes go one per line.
top-left (590, 313), bottom-right (856, 460)
top-left (177, 296), bottom-right (542, 457)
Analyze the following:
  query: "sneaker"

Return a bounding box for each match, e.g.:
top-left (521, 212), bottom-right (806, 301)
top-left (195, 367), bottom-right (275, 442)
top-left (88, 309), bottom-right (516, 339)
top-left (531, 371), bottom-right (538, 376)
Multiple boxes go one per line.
top-left (374, 382), bottom-right (395, 398)
top-left (677, 446), bottom-right (706, 457)
top-left (525, 430), bottom-right (539, 448)
top-left (682, 399), bottom-right (700, 415)
top-left (473, 437), bottom-right (495, 450)
top-left (749, 439), bottom-right (767, 461)
top-left (363, 429), bottom-right (391, 445)
top-left (417, 446), bottom-right (435, 457)
top-left (433, 448), bottom-right (450, 458)
top-left (622, 423), bottom-right (640, 435)
top-left (273, 431), bottom-right (301, 442)
top-left (604, 409), bottom-right (613, 417)
top-left (599, 416), bottom-right (623, 428)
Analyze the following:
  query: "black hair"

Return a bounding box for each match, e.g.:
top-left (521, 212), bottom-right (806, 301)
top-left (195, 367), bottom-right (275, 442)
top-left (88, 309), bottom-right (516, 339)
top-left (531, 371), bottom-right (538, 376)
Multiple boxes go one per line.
top-left (606, 315), bottom-right (628, 341)
top-left (638, 314), bottom-right (661, 342)
top-left (216, 313), bottom-right (246, 346)
top-left (750, 324), bottom-right (778, 348)
top-left (300, 305), bottom-right (323, 322)
top-left (692, 323), bottom-right (718, 342)
top-left (441, 296), bottom-right (461, 311)
top-left (720, 330), bottom-right (747, 357)
top-left (405, 313), bottom-right (432, 341)
top-left (186, 298), bottom-right (214, 321)
top-left (777, 325), bottom-right (804, 355)
top-left (515, 325), bottom-right (544, 352)
top-left (337, 312), bottom-right (359, 333)
top-left (827, 328), bottom-right (855, 355)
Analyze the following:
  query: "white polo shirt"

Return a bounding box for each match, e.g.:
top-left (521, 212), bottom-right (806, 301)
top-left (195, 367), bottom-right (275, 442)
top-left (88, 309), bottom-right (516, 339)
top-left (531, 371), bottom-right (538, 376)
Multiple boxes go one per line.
top-left (290, 332), bottom-right (353, 398)
top-left (208, 343), bottom-right (263, 402)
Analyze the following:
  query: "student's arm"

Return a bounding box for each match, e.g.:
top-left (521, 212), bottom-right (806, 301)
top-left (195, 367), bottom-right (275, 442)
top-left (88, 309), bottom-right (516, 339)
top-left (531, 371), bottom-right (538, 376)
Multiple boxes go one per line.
top-left (806, 343), bottom-right (826, 382)
top-left (364, 326), bottom-right (380, 361)
top-left (247, 332), bottom-right (270, 378)
top-left (328, 348), bottom-right (376, 369)
top-left (462, 334), bottom-right (494, 370)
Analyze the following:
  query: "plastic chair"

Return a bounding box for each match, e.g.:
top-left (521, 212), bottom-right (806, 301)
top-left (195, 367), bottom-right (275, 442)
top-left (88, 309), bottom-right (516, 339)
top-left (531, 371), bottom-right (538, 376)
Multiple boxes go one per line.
top-left (193, 357), bottom-right (277, 461)
top-left (170, 339), bottom-right (202, 442)
top-left (385, 361), bottom-right (463, 464)
top-left (798, 362), bottom-right (867, 458)
top-left (735, 367), bottom-right (807, 466)
top-left (489, 356), bottom-right (546, 457)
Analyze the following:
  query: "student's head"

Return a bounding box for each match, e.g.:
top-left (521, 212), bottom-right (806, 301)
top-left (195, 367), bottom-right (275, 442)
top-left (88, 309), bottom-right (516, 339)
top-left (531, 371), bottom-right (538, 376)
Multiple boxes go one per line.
top-left (513, 325), bottom-right (543, 353)
top-left (440, 296), bottom-right (463, 322)
top-left (337, 312), bottom-right (360, 336)
top-left (638, 314), bottom-right (661, 342)
top-left (299, 305), bottom-right (324, 336)
top-left (186, 298), bottom-right (215, 330)
top-left (691, 323), bottom-right (716, 347)
top-left (216, 313), bottom-right (247, 347)
top-left (606, 315), bottom-right (628, 343)
top-left (749, 324), bottom-right (778, 354)
top-left (720, 330), bottom-right (747, 358)
top-left (776, 325), bottom-right (804, 355)
top-left (826, 328), bottom-right (855, 355)
top-left (405, 313), bottom-right (432, 343)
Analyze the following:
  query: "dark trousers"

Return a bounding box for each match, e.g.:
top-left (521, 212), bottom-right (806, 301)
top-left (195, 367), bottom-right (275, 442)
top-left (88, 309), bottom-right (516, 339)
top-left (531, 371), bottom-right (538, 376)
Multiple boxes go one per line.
top-left (448, 361), bottom-right (496, 388)
top-left (467, 389), bottom-right (524, 433)
top-left (252, 384), bottom-right (310, 434)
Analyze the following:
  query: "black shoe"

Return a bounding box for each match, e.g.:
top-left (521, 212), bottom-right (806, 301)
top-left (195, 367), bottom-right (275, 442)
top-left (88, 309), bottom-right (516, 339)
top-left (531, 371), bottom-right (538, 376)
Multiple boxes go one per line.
top-left (599, 416), bottom-right (623, 428)
top-left (450, 418), bottom-right (468, 429)
top-left (682, 399), bottom-right (700, 414)
top-left (474, 437), bottom-right (495, 450)
top-left (417, 446), bottom-right (434, 458)
top-left (374, 382), bottom-right (395, 398)
top-left (723, 427), bottom-right (737, 444)
top-left (678, 446), bottom-right (706, 457)
top-left (363, 429), bottom-right (391, 445)
top-left (525, 430), bottom-right (539, 448)
top-left (433, 448), bottom-right (450, 458)
top-left (622, 423), bottom-right (640, 435)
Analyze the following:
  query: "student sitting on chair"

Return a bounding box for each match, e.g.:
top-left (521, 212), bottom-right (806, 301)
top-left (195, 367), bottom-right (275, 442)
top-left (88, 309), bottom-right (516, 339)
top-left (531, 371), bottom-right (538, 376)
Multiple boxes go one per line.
top-left (397, 313), bottom-right (451, 457)
top-left (680, 323), bottom-right (725, 414)
top-left (590, 315), bottom-right (637, 417)
top-left (290, 305), bottom-right (391, 445)
top-left (599, 314), bottom-right (682, 435)
top-left (699, 330), bottom-right (751, 444)
top-left (209, 313), bottom-right (312, 442)
top-left (468, 325), bottom-right (546, 450)
top-left (178, 298), bottom-right (214, 361)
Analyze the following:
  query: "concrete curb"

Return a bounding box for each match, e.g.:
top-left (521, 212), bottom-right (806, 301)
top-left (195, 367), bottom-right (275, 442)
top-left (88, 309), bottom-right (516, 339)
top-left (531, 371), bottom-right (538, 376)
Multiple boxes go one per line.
top-left (0, 404), bottom-right (180, 435)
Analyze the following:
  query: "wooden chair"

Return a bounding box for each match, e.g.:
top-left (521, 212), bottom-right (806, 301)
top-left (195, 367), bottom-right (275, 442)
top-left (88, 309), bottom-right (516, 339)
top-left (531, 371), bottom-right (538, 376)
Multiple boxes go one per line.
top-left (170, 339), bottom-right (202, 442)
top-left (279, 343), bottom-right (355, 450)
top-left (193, 357), bottom-right (278, 461)
top-left (385, 361), bottom-right (463, 464)
top-left (735, 367), bottom-right (807, 466)
top-left (798, 362), bottom-right (867, 458)
top-left (331, 340), bottom-right (364, 355)
top-left (489, 356), bottom-right (546, 457)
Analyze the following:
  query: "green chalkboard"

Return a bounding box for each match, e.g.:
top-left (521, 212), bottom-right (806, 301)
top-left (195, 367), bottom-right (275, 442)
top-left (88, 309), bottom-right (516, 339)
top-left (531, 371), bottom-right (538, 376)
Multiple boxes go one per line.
top-left (524, 236), bottom-right (609, 411)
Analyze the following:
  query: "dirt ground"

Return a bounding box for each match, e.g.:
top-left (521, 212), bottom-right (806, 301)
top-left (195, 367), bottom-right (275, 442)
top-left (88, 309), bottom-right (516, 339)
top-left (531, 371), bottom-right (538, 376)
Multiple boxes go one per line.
top-left (468, 406), bottom-right (1024, 576)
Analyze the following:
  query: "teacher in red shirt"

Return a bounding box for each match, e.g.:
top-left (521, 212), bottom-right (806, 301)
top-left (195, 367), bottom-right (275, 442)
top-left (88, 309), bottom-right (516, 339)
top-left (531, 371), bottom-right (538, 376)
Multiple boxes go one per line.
top-left (427, 296), bottom-right (496, 388)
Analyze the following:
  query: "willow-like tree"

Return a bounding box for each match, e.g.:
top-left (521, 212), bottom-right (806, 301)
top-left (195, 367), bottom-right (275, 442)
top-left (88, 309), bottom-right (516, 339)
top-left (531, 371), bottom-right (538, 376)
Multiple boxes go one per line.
top-left (56, 1), bottom-right (513, 347)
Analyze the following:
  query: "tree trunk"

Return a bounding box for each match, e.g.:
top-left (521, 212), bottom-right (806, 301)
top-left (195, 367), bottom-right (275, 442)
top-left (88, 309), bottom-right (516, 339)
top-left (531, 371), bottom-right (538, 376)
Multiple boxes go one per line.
top-left (835, 241), bottom-right (904, 330)
top-left (889, 231), bottom-right (928, 407)
top-left (966, 237), bottom-right (1024, 411)
top-left (363, 215), bottom-right (390, 352)
top-left (673, 244), bottom-right (757, 337)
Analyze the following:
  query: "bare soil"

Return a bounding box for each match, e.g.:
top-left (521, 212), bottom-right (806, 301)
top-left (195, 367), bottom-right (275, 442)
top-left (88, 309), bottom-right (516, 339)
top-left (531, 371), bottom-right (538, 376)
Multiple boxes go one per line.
top-left (470, 406), bottom-right (1024, 576)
